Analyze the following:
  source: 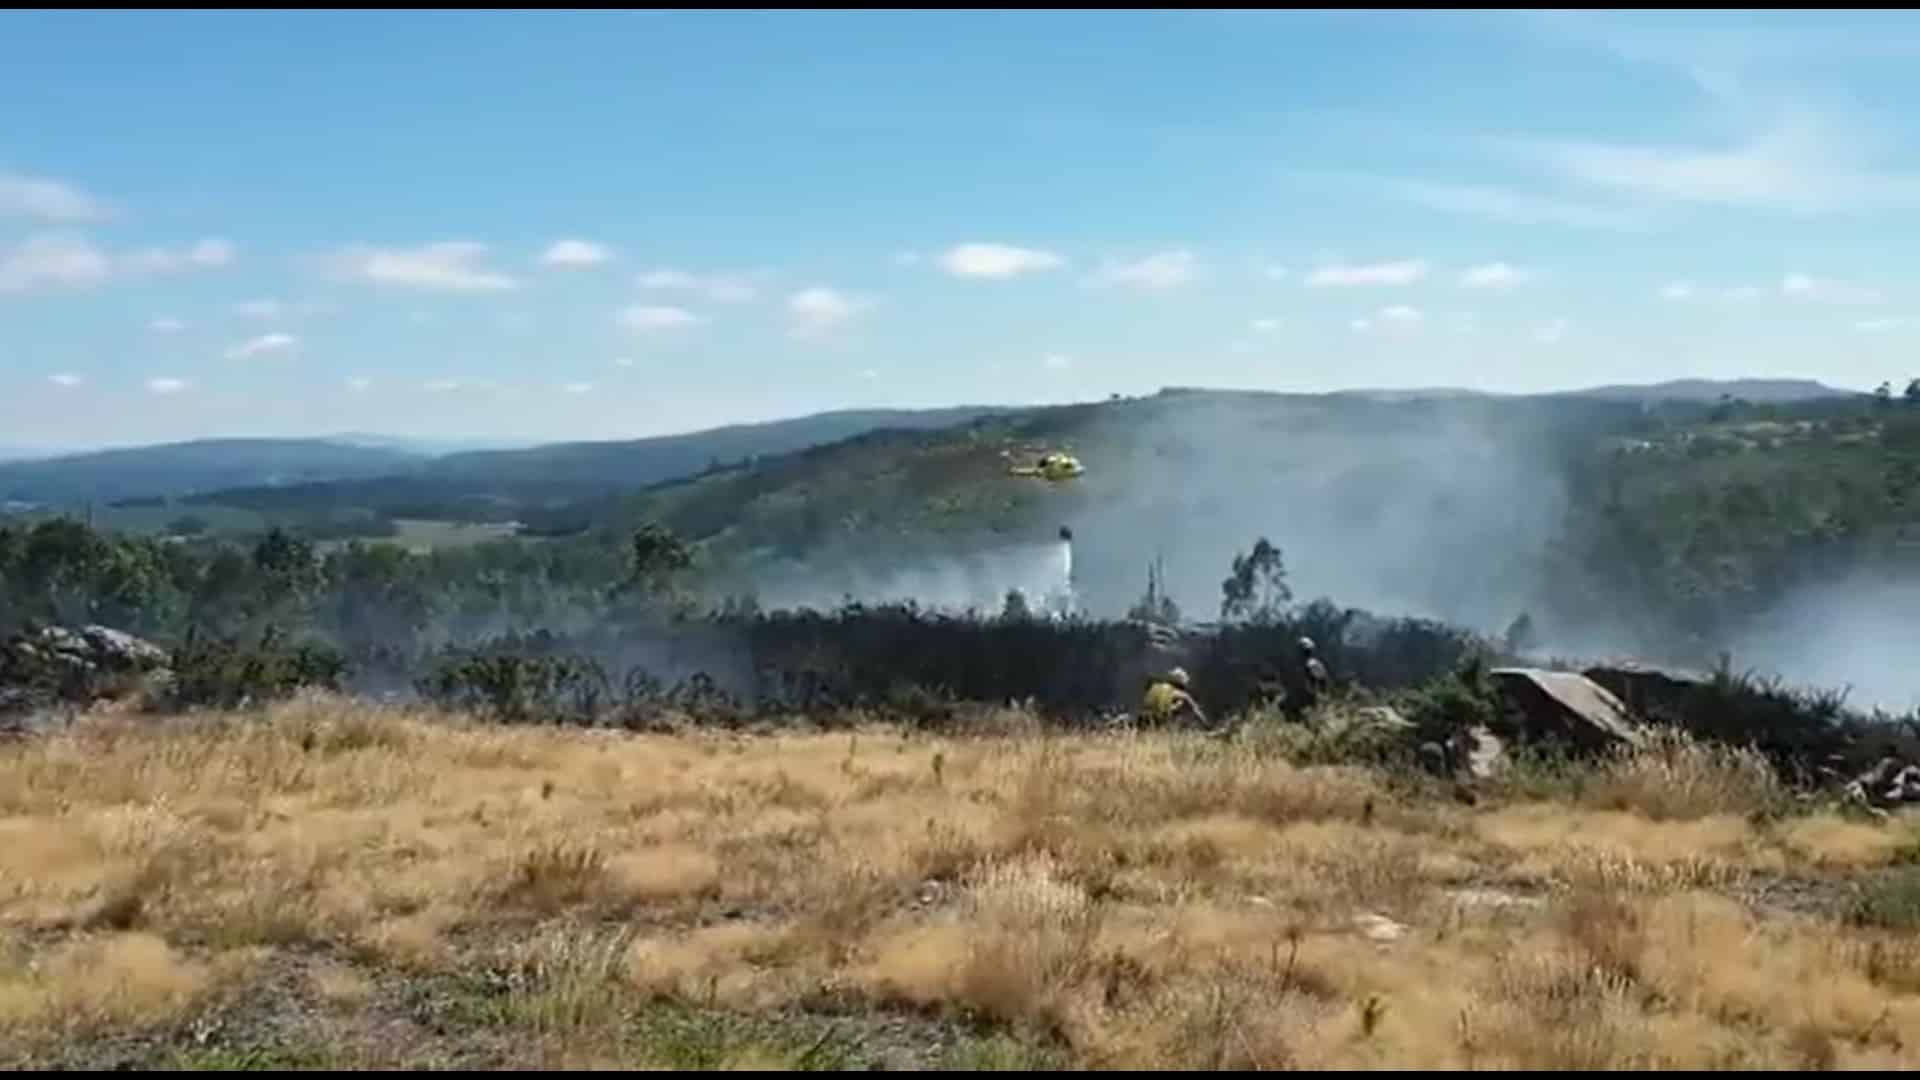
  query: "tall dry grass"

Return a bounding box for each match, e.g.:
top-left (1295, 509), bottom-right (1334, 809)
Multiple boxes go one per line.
top-left (0, 693), bottom-right (1917, 1067)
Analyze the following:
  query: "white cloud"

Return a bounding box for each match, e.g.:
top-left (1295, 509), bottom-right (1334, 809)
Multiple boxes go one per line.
top-left (0, 233), bottom-right (111, 292)
top-left (234, 298), bottom-right (282, 319)
top-left (47, 373), bottom-right (82, 388)
top-left (787, 286), bottom-right (867, 338)
top-left (146, 377), bottom-right (187, 395)
top-left (328, 241), bottom-right (518, 291)
top-left (1042, 352), bottom-right (1072, 370)
top-left (1535, 319), bottom-right (1570, 344)
top-left (539, 239), bottom-right (611, 268)
top-left (148, 317), bottom-right (187, 333)
top-left (423, 378), bottom-right (463, 393)
top-left (937, 242), bottom-right (1066, 279)
top-left (189, 238), bottom-right (234, 267)
top-left (858, 367), bottom-right (880, 380)
top-left (345, 376), bottom-right (371, 392)
top-left (561, 381), bottom-right (594, 394)
top-left (226, 332), bottom-right (296, 360)
top-left (1856, 317), bottom-right (1903, 332)
top-left (617, 304), bottom-right (700, 332)
top-left (1780, 272), bottom-right (1882, 304)
top-left (1660, 281), bottom-right (1695, 300)
top-left (0, 234), bottom-right (231, 293)
top-left (1250, 318), bottom-right (1280, 332)
top-left (122, 237), bottom-right (233, 274)
top-left (1262, 264), bottom-right (1289, 281)
top-left (1350, 318), bottom-right (1372, 333)
top-left (893, 251), bottom-right (922, 267)
top-left (1460, 262), bottom-right (1531, 289)
top-left (636, 268), bottom-right (758, 303)
top-left (0, 172), bottom-right (107, 222)
top-left (1378, 304), bottom-right (1423, 323)
top-left (1085, 249), bottom-right (1200, 291)
top-left (1306, 259), bottom-right (1426, 287)
top-left (612, 357), bottom-right (636, 368)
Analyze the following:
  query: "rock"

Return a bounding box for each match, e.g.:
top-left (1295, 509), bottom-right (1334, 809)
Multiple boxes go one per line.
top-left (1352, 912), bottom-right (1407, 943)
top-left (1488, 667), bottom-right (1648, 754)
top-left (1844, 758), bottom-right (1920, 808)
top-left (1444, 887), bottom-right (1545, 913)
top-left (78, 625), bottom-right (170, 670)
top-left (1, 624), bottom-right (173, 719)
top-left (1462, 724), bottom-right (1506, 779)
top-left (1583, 661), bottom-right (1713, 720)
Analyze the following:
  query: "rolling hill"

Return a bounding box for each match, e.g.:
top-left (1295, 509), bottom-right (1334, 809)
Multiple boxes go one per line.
top-left (514, 384), bottom-right (1920, 696)
top-left (179, 405), bottom-right (1014, 523)
top-left (0, 438), bottom-right (429, 506)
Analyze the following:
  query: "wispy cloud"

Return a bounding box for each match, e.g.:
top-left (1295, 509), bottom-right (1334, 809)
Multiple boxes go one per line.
top-left (1250, 317), bottom-right (1280, 332)
top-left (121, 238), bottom-right (234, 274)
top-left (1042, 352), bottom-right (1073, 371)
top-left (617, 304), bottom-right (700, 332)
top-left (1659, 280), bottom-right (1763, 302)
top-left (937, 242), bottom-right (1066, 279)
top-left (1460, 262), bottom-right (1531, 289)
top-left (146, 377), bottom-right (187, 395)
top-left (0, 233), bottom-right (110, 292)
top-left (0, 233), bottom-right (228, 293)
top-left (1379, 304), bottom-right (1423, 324)
top-left (1535, 319), bottom-right (1570, 344)
top-left (325, 241), bottom-right (518, 291)
top-left (1084, 249), bottom-right (1199, 291)
top-left (345, 376), bottom-right (372, 392)
top-left (1856, 317), bottom-right (1904, 332)
top-left (47, 373), bottom-right (82, 388)
top-left (234, 298), bottom-right (282, 320)
top-left (0, 172), bottom-right (107, 222)
top-left (1491, 103), bottom-right (1920, 216)
top-left (1306, 259), bottom-right (1426, 287)
top-left (786, 286), bottom-right (867, 338)
top-left (561, 381), bottom-right (594, 394)
top-left (226, 332), bottom-right (296, 360)
top-left (1780, 272), bottom-right (1882, 305)
top-left (539, 239), bottom-right (611, 268)
top-left (636, 268), bottom-right (760, 303)
top-left (1368, 177), bottom-right (1642, 230)
top-left (148, 317), bottom-right (187, 334)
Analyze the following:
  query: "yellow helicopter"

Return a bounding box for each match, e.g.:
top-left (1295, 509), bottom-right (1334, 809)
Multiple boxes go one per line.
top-left (1004, 448), bottom-right (1085, 483)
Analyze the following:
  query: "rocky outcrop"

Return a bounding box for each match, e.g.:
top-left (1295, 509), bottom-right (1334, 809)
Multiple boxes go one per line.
top-left (0, 624), bottom-right (174, 718)
top-left (1487, 667), bottom-right (1648, 753)
top-left (1844, 757), bottom-right (1920, 811)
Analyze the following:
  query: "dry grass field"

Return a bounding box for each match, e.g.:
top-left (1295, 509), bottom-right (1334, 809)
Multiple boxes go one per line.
top-left (4, 693), bottom-right (1920, 1069)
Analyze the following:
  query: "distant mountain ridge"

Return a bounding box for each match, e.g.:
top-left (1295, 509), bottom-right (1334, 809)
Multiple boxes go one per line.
top-left (176, 405), bottom-right (1017, 519)
top-left (0, 378), bottom-right (1867, 513)
top-left (0, 438), bottom-right (427, 506)
top-left (1557, 378), bottom-right (1857, 403)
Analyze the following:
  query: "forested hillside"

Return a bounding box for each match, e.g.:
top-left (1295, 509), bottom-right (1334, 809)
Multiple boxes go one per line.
top-left (4, 383), bottom-right (1918, 706)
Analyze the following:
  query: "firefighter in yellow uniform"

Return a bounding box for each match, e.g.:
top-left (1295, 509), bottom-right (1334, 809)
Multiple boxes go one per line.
top-left (1142, 667), bottom-right (1207, 729)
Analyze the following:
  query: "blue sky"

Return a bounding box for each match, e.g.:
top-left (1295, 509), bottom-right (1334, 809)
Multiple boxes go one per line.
top-left (7, 9), bottom-right (1920, 448)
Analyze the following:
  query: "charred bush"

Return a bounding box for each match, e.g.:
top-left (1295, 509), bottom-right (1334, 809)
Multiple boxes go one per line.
top-left (159, 626), bottom-right (346, 711)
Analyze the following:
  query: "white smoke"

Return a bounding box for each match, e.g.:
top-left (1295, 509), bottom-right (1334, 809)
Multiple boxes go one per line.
top-left (751, 530), bottom-right (1078, 618)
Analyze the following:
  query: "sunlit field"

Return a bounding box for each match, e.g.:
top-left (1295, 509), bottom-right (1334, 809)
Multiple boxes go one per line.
top-left (4, 694), bottom-right (1920, 1069)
